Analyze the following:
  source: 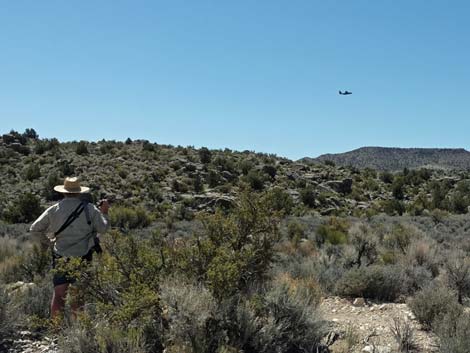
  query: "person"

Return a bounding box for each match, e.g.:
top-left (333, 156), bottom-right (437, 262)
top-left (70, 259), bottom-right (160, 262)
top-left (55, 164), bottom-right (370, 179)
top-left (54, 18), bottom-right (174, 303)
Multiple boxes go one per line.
top-left (30, 177), bottom-right (110, 318)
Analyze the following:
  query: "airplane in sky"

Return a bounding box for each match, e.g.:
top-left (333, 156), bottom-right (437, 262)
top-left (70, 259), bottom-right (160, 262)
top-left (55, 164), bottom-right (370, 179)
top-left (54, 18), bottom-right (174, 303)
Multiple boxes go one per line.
top-left (339, 90), bottom-right (352, 95)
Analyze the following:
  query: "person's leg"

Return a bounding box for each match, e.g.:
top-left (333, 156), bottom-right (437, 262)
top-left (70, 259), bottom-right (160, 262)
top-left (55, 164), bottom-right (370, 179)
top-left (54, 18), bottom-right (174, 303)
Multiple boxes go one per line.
top-left (51, 283), bottom-right (69, 318)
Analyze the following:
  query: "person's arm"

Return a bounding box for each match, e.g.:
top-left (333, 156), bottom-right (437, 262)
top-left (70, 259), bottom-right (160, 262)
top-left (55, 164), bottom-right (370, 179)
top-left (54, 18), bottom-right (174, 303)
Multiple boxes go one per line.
top-left (30, 208), bottom-right (51, 238)
top-left (30, 207), bottom-right (54, 250)
top-left (91, 200), bottom-right (110, 233)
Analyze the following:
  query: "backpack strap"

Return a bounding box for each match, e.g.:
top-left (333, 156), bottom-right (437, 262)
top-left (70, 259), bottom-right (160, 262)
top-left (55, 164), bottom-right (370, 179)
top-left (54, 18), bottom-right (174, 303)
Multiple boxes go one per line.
top-left (83, 201), bottom-right (92, 226)
top-left (54, 201), bottom-right (85, 237)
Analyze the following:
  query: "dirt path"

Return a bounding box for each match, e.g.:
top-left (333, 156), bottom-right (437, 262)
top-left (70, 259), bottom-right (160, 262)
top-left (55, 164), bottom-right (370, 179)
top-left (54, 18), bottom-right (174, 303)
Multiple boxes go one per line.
top-left (319, 297), bottom-right (439, 353)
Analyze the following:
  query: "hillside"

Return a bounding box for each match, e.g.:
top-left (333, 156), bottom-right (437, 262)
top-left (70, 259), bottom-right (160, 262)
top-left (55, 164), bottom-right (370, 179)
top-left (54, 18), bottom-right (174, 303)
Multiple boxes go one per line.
top-left (303, 147), bottom-right (470, 171)
top-left (2, 130), bottom-right (470, 223)
top-left (1, 129), bottom-right (470, 353)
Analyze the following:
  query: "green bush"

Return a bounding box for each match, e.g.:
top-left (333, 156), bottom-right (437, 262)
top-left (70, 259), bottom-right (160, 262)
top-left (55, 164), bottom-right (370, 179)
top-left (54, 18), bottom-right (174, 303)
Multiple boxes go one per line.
top-left (42, 172), bottom-right (62, 201)
top-left (287, 221), bottom-right (305, 243)
top-left (168, 192), bottom-right (280, 300)
top-left (23, 163), bottom-right (41, 181)
top-left (434, 311), bottom-right (470, 353)
top-left (348, 223), bottom-right (377, 267)
top-left (3, 192), bottom-right (43, 223)
top-left (244, 170), bottom-right (265, 191)
top-left (110, 206), bottom-right (153, 229)
top-left (408, 284), bottom-right (462, 330)
top-left (76, 141), bottom-right (89, 155)
top-left (0, 286), bottom-right (16, 339)
top-left (263, 187), bottom-right (294, 215)
top-left (300, 186), bottom-right (315, 208)
top-left (335, 265), bottom-right (405, 301)
top-left (444, 251), bottom-right (470, 304)
top-left (198, 147), bottom-right (212, 164)
top-left (316, 217), bottom-right (349, 246)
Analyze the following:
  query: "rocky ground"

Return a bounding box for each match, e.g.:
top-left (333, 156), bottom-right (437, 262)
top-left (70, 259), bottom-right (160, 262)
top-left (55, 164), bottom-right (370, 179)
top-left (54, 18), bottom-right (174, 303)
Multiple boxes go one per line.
top-left (319, 297), bottom-right (439, 353)
top-left (0, 332), bottom-right (56, 353)
top-left (2, 296), bottom-right (440, 353)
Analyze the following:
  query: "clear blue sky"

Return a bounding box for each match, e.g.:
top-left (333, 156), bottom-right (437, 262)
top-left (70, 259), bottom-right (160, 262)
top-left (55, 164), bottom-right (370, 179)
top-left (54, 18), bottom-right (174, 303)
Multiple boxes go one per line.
top-left (1, 1), bottom-right (469, 160)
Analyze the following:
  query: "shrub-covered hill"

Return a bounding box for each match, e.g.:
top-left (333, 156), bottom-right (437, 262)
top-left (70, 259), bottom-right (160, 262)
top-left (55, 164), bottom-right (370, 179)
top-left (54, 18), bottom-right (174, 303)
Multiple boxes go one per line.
top-left (2, 129), bottom-right (470, 225)
top-left (303, 146), bottom-right (470, 171)
top-left (1, 129), bottom-right (470, 353)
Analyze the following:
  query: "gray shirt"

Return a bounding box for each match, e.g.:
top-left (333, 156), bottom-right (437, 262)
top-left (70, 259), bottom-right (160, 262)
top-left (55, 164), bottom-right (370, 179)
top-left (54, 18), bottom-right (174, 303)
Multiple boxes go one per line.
top-left (30, 197), bottom-right (109, 257)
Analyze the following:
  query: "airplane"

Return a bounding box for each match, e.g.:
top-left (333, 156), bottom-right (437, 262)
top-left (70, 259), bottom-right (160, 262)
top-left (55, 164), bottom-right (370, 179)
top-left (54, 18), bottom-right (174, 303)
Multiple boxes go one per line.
top-left (339, 90), bottom-right (352, 95)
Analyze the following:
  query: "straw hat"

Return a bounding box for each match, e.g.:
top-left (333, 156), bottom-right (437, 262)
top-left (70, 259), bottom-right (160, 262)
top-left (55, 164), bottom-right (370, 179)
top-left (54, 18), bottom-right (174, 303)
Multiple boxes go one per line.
top-left (54, 177), bottom-right (90, 194)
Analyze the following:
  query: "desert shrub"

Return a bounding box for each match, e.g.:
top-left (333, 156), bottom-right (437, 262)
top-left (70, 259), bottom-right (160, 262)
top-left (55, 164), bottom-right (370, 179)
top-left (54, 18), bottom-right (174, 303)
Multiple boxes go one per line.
top-left (408, 284), bottom-right (462, 329)
top-left (263, 187), bottom-right (294, 215)
top-left (110, 206), bottom-right (152, 229)
top-left (244, 170), bottom-right (265, 191)
top-left (192, 173), bottom-right (204, 193)
top-left (434, 310), bottom-right (470, 353)
top-left (404, 239), bottom-right (440, 277)
top-left (383, 223), bottom-right (414, 254)
top-left (142, 140), bottom-right (156, 152)
top-left (0, 286), bottom-right (16, 338)
top-left (76, 141), bottom-right (89, 155)
top-left (168, 192), bottom-right (280, 300)
top-left (13, 277), bottom-right (52, 324)
top-left (220, 282), bottom-right (325, 353)
top-left (299, 186), bottom-right (315, 208)
top-left (381, 199), bottom-right (405, 216)
top-left (335, 265), bottom-right (405, 301)
top-left (3, 192), bottom-right (43, 223)
top-left (312, 255), bottom-right (345, 294)
top-left (448, 188), bottom-right (470, 214)
top-left (262, 165), bottom-right (277, 180)
top-left (43, 172), bottom-right (62, 201)
top-left (380, 171), bottom-right (394, 184)
top-left (239, 159), bottom-right (254, 175)
top-left (58, 319), bottom-right (147, 353)
top-left (23, 162), bottom-right (41, 181)
top-left (19, 243), bottom-right (51, 282)
top-left (206, 170), bottom-right (221, 188)
top-left (198, 147), bottom-right (212, 164)
top-left (392, 176), bottom-right (405, 200)
top-left (160, 280), bottom-right (222, 353)
top-left (0, 235), bottom-right (20, 264)
top-left (401, 265), bottom-right (433, 294)
top-left (444, 250), bottom-right (470, 304)
top-left (23, 128), bottom-right (38, 139)
top-left (62, 231), bottom-right (165, 352)
top-left (58, 160), bottom-right (75, 177)
top-left (390, 317), bottom-right (416, 353)
top-left (430, 180), bottom-right (450, 210)
top-left (250, 283), bottom-right (326, 353)
top-left (171, 179), bottom-right (189, 193)
top-left (316, 217), bottom-right (349, 246)
top-left (348, 223), bottom-right (377, 267)
top-left (286, 220), bottom-right (305, 244)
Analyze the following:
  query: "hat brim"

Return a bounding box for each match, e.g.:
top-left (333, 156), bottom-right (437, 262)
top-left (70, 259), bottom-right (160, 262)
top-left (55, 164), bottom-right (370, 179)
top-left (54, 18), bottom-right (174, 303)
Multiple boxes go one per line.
top-left (54, 185), bottom-right (90, 194)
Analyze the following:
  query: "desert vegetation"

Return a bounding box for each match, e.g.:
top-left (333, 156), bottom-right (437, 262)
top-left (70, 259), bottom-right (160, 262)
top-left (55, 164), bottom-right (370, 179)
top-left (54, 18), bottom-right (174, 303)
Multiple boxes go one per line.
top-left (0, 129), bottom-right (469, 352)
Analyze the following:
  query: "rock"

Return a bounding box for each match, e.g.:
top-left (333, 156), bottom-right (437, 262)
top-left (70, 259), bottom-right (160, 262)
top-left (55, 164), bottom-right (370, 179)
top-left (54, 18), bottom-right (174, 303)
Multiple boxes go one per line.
top-left (220, 171), bottom-right (233, 180)
top-left (5, 281), bottom-right (37, 295)
top-left (362, 345), bottom-right (391, 353)
top-left (321, 207), bottom-right (338, 216)
top-left (325, 178), bottom-right (353, 194)
top-left (353, 297), bottom-right (366, 307)
top-left (322, 331), bottom-right (339, 346)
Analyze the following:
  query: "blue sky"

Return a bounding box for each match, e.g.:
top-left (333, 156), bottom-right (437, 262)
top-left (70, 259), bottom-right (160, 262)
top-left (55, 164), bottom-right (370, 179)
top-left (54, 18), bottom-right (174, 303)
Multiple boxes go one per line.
top-left (1, 1), bottom-right (469, 160)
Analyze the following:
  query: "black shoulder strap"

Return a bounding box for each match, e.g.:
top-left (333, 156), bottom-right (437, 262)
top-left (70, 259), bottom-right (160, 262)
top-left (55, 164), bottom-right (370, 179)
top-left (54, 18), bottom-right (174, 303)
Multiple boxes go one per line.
top-left (54, 202), bottom-right (85, 237)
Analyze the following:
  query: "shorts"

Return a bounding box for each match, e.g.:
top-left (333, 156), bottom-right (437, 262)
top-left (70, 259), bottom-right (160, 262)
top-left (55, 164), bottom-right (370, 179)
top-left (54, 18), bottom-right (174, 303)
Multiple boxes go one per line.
top-left (52, 249), bottom-right (93, 287)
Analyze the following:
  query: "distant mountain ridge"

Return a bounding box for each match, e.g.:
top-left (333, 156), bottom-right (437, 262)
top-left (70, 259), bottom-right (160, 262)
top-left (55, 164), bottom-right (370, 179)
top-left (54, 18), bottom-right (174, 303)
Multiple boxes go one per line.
top-left (302, 147), bottom-right (470, 171)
